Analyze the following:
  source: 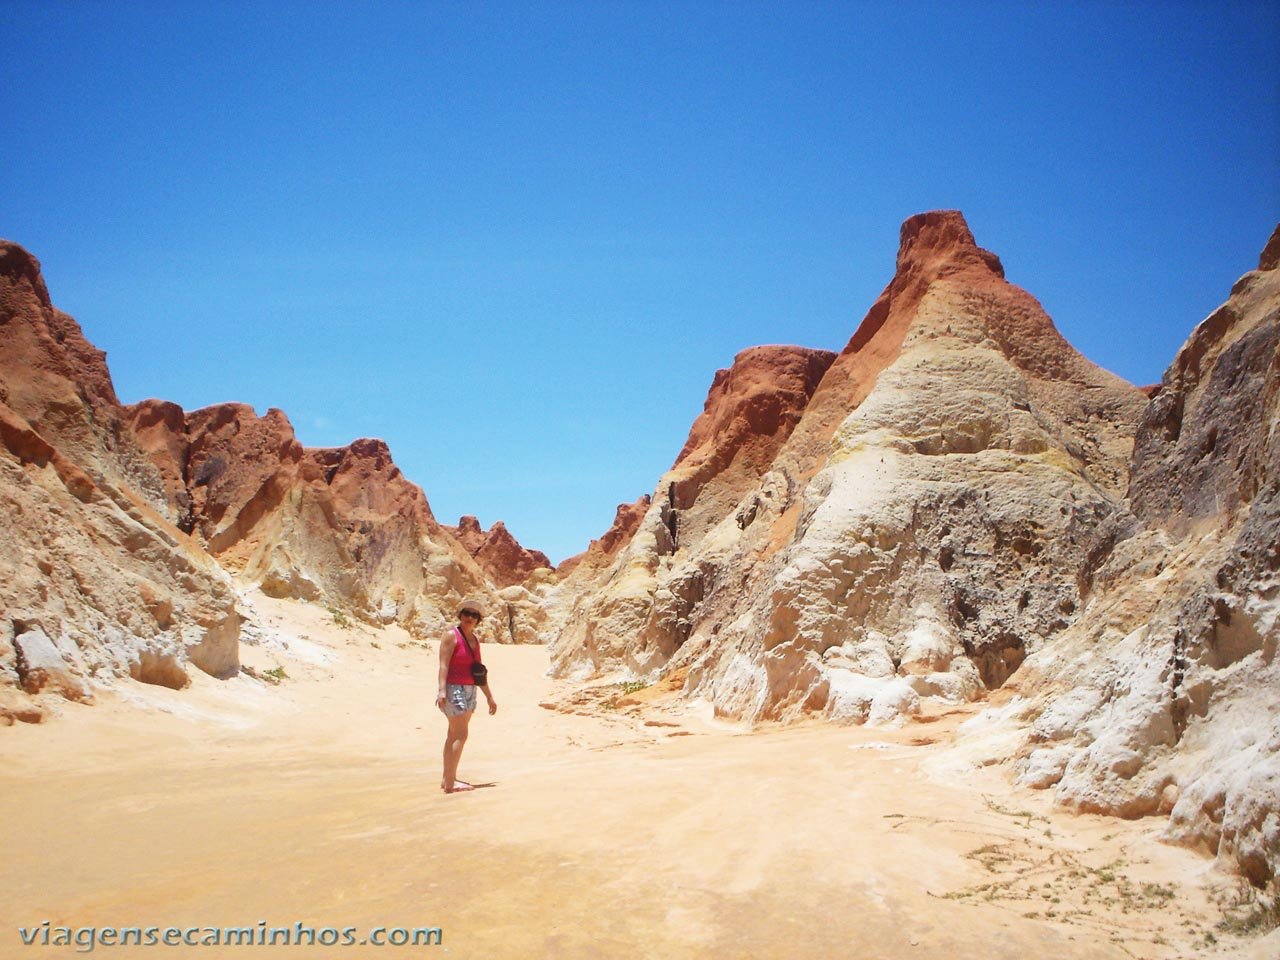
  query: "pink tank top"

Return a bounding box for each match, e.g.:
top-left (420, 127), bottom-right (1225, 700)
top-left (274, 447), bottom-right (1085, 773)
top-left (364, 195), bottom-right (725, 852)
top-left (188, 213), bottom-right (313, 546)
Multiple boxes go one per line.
top-left (446, 627), bottom-right (480, 685)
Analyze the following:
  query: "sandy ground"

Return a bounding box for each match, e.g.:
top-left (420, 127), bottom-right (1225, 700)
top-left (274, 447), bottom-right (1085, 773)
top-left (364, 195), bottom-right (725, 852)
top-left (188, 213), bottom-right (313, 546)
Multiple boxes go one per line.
top-left (2, 594), bottom-right (1277, 960)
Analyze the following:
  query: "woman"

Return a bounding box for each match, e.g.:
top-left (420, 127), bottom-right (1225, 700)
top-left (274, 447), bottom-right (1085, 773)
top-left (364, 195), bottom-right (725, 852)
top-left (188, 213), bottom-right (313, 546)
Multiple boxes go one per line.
top-left (436, 597), bottom-right (497, 793)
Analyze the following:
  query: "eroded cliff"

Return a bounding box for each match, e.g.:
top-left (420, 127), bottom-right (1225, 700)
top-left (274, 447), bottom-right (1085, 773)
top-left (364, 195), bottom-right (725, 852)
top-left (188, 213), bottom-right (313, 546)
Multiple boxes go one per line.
top-left (0, 242), bottom-right (240, 716)
top-left (6, 214), bottom-right (1277, 888)
top-left (0, 241), bottom-right (546, 721)
top-left (550, 212), bottom-right (1146, 723)
top-left (1011, 224), bottom-right (1280, 885)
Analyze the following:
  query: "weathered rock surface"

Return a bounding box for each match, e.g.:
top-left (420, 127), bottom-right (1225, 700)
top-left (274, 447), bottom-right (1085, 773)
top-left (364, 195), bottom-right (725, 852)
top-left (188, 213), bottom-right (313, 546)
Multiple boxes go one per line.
top-left (444, 515), bottom-right (553, 587)
top-left (667, 345), bottom-right (837, 545)
top-left (134, 402), bottom-right (444, 616)
top-left (550, 342), bottom-right (845, 677)
top-left (557, 495), bottom-right (650, 579)
top-left (124, 398), bottom-right (547, 643)
top-left (0, 241), bottom-right (242, 708)
top-left (539, 495), bottom-right (653, 647)
top-left (0, 240), bottom-right (538, 716)
top-left (13, 626), bottom-right (93, 701)
top-left (552, 212), bottom-right (1146, 712)
top-left (549, 211), bottom-right (1280, 886)
top-left (1012, 224), bottom-right (1280, 885)
top-left (430, 515), bottom-right (555, 641)
top-left (448, 514), bottom-right (489, 557)
top-left (9, 211), bottom-right (1280, 889)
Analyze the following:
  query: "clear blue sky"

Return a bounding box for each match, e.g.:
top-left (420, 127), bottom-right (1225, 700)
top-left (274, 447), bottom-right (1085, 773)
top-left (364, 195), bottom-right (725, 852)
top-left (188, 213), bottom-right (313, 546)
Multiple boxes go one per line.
top-left (3, 1), bottom-right (1277, 563)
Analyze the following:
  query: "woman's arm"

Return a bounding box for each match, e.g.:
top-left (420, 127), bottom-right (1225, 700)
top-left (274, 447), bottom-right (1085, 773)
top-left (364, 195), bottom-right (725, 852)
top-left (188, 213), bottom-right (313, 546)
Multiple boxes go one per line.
top-left (436, 630), bottom-right (455, 713)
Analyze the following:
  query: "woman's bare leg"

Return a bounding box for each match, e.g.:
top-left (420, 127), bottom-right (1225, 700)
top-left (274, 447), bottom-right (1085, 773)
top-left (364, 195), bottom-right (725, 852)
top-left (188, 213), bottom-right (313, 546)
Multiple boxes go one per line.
top-left (442, 713), bottom-right (473, 792)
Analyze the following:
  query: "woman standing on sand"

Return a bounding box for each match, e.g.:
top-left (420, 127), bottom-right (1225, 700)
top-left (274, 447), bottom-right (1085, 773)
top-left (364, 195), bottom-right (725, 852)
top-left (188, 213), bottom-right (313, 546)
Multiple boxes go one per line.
top-left (436, 598), bottom-right (497, 793)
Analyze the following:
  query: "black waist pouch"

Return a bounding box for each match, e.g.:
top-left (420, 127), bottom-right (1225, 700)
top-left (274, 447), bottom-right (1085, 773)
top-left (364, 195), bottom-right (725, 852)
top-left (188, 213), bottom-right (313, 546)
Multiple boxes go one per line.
top-left (470, 662), bottom-right (489, 686)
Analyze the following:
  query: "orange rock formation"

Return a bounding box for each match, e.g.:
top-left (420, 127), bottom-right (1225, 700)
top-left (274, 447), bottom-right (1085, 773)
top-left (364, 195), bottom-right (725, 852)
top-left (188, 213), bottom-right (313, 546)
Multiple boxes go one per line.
top-left (0, 239), bottom-right (547, 723)
top-left (445, 516), bottom-right (553, 588)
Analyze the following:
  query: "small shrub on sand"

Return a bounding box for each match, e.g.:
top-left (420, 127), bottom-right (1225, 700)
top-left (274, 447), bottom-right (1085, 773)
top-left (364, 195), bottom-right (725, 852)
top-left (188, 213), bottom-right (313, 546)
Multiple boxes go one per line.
top-left (1216, 880), bottom-right (1280, 937)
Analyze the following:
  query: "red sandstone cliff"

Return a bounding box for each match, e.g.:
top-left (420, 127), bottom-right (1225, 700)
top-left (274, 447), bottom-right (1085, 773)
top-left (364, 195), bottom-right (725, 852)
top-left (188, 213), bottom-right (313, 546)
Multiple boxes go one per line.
top-left (552, 209), bottom-right (1146, 699)
top-left (0, 238), bottom-right (542, 722)
top-left (557, 494), bottom-right (651, 579)
top-left (444, 515), bottom-right (553, 588)
top-left (0, 242), bottom-right (240, 716)
top-left (773, 210), bottom-right (1133, 489)
top-left (665, 345), bottom-right (836, 543)
top-left (122, 398), bottom-right (502, 626)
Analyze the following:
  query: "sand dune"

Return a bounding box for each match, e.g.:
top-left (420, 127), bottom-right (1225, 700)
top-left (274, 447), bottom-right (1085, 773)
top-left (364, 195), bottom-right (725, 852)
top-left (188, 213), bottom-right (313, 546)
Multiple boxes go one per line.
top-left (2, 595), bottom-right (1274, 959)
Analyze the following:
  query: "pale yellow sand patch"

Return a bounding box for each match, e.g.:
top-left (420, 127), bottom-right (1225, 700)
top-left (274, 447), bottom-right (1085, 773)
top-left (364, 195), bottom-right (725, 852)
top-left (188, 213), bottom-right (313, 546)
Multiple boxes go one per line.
top-left (2, 595), bottom-right (1275, 960)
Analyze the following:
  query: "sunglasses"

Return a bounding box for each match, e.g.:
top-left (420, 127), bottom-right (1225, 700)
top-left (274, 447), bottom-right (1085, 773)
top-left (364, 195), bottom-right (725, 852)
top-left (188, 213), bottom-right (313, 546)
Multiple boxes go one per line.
top-left (460, 610), bottom-right (482, 621)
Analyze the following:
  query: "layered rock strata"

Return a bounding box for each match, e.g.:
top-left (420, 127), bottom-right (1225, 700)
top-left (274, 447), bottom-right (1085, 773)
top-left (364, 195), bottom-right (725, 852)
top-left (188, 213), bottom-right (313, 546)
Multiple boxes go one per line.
top-left (538, 495), bottom-right (654, 646)
top-left (550, 341), bottom-right (843, 677)
top-left (0, 240), bottom-right (542, 719)
top-left (551, 212), bottom-right (1147, 730)
top-left (1012, 224), bottom-right (1280, 885)
top-left (445, 515), bottom-right (553, 587)
top-left (0, 242), bottom-right (240, 717)
top-left (557, 495), bottom-right (651, 579)
top-left (123, 399), bottom-right (500, 634)
top-left (123, 395), bottom-right (559, 646)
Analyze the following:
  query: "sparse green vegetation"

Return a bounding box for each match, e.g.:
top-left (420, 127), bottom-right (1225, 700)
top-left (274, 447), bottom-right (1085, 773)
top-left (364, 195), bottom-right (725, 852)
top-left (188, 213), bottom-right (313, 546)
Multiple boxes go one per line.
top-left (263, 666), bottom-right (287, 683)
top-left (984, 797), bottom-right (1049, 829)
top-left (1215, 880), bottom-right (1280, 937)
top-left (600, 680), bottom-right (649, 710)
top-left (965, 843), bottom-right (1014, 872)
top-left (928, 832), bottom-right (1221, 949)
top-left (328, 607), bottom-right (352, 629)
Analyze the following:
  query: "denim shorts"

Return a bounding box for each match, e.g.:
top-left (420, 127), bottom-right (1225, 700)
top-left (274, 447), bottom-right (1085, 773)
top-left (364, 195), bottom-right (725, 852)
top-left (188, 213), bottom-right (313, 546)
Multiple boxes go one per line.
top-left (443, 683), bottom-right (476, 717)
